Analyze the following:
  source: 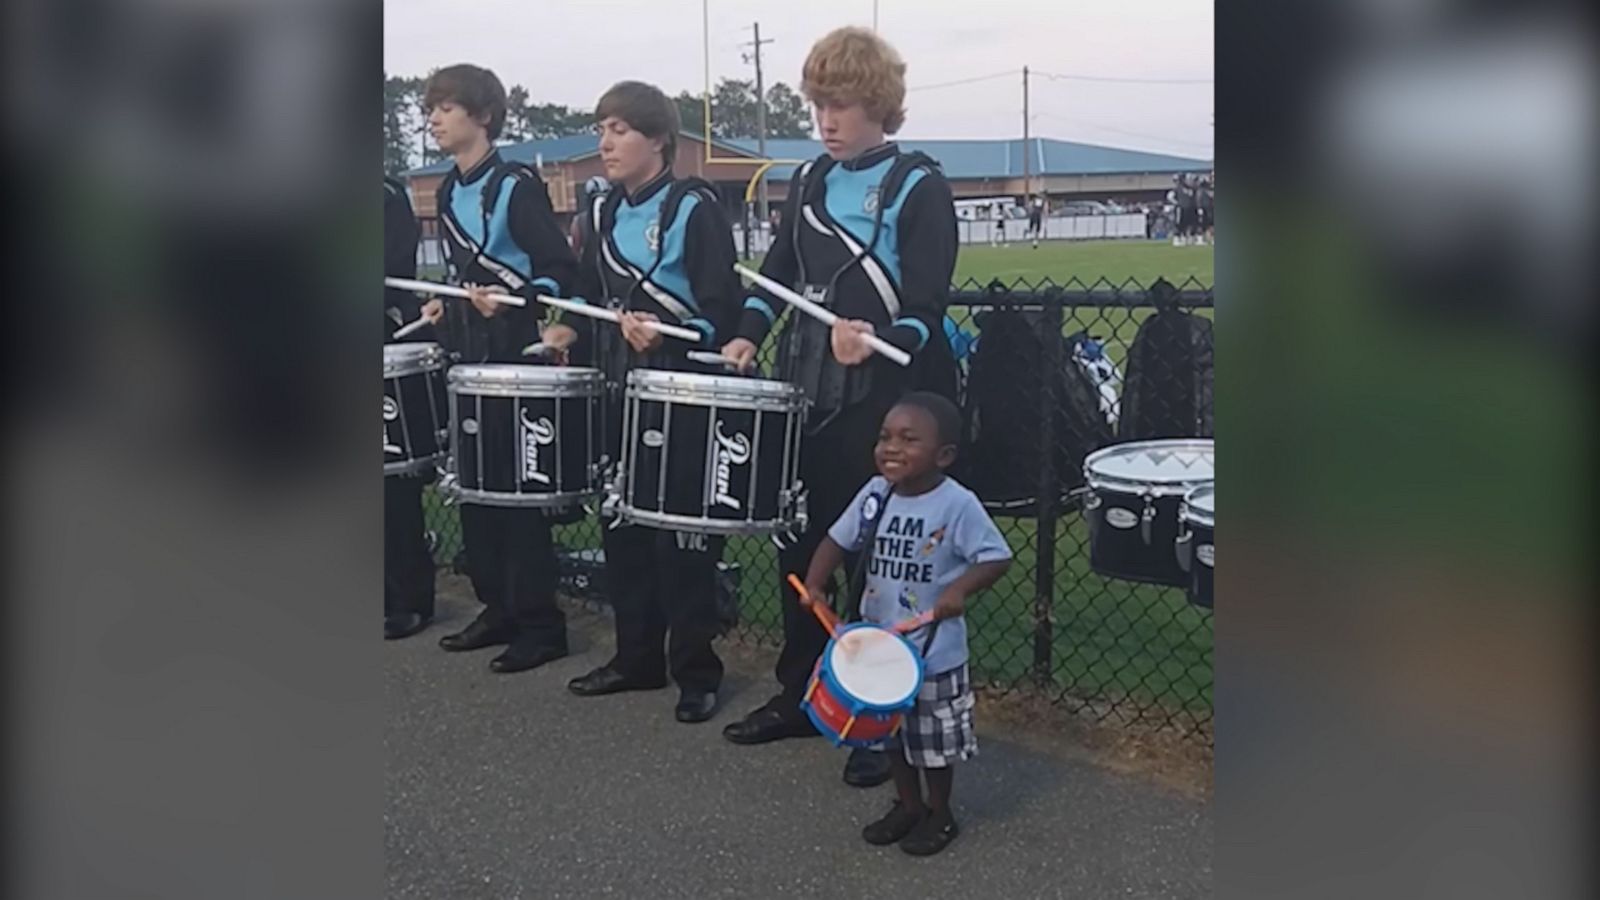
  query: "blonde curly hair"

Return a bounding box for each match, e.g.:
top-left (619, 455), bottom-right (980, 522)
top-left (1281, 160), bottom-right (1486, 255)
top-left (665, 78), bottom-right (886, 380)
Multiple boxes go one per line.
top-left (801, 26), bottom-right (908, 134)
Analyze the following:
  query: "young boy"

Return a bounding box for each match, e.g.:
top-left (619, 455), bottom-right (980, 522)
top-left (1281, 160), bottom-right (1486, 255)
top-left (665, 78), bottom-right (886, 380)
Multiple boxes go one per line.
top-left (802, 392), bottom-right (1013, 856)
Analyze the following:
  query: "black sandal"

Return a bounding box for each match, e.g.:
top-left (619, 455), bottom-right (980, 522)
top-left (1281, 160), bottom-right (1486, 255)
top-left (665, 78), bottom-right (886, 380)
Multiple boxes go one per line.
top-left (899, 809), bottom-right (960, 856)
top-left (862, 801), bottom-right (926, 846)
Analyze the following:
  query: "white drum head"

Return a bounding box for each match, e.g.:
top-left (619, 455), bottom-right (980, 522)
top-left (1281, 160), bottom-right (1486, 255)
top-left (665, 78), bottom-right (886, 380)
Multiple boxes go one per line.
top-left (1085, 439), bottom-right (1214, 495)
top-left (830, 627), bottom-right (920, 706)
top-left (383, 342), bottom-right (446, 377)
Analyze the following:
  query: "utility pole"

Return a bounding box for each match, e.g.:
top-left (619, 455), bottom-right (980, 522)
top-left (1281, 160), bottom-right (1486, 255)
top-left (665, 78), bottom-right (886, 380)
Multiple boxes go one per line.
top-left (1022, 65), bottom-right (1031, 211)
top-left (744, 22), bottom-right (775, 228)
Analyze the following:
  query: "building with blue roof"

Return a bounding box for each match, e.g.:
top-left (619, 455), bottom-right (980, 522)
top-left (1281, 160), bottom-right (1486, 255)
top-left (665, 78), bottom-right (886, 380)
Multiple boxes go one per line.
top-left (403, 130), bottom-right (1209, 229)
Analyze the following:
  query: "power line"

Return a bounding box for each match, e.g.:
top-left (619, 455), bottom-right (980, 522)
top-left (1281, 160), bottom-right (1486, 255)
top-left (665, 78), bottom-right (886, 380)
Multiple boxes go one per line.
top-left (1032, 111), bottom-right (1214, 151)
top-left (907, 70), bottom-right (1020, 92)
top-left (1033, 69), bottom-right (1212, 85)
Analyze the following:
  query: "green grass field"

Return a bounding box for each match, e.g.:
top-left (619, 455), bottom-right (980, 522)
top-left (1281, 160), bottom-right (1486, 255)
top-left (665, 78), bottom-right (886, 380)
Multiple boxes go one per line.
top-left (747, 237), bottom-right (1214, 290)
top-left (422, 237), bottom-right (1215, 724)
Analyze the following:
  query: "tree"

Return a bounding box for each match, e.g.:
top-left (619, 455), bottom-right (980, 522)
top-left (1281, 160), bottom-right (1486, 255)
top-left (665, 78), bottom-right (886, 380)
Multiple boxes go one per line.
top-left (764, 83), bottom-right (812, 139)
top-left (383, 74), bottom-right (425, 176)
top-left (688, 79), bottom-right (814, 140)
top-left (674, 91), bottom-right (708, 137)
top-left (709, 78), bottom-right (760, 138)
top-left (503, 85), bottom-right (534, 143)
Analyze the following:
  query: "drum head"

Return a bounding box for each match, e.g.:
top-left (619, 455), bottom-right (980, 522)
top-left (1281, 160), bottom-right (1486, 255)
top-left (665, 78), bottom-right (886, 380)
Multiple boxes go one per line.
top-left (383, 342), bottom-right (446, 377)
top-left (626, 367), bottom-right (804, 408)
top-left (829, 626), bottom-right (921, 707)
top-left (1183, 483), bottom-right (1215, 527)
top-left (1084, 439), bottom-right (1214, 495)
top-left (448, 364), bottom-right (604, 393)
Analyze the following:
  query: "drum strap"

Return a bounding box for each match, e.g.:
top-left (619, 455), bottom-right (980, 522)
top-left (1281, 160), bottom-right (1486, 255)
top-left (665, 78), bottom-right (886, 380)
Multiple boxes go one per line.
top-left (841, 487), bottom-right (891, 622)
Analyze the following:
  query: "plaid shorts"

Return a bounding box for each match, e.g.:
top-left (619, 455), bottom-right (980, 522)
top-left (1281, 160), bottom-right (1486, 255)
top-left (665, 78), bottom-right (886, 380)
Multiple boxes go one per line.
top-left (877, 664), bottom-right (977, 769)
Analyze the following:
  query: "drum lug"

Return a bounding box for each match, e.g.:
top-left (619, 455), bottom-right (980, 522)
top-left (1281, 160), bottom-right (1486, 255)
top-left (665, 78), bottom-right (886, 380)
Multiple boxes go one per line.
top-left (1140, 496), bottom-right (1156, 545)
top-left (794, 487), bottom-right (809, 535)
top-left (600, 473), bottom-right (623, 524)
top-left (1175, 528), bottom-right (1193, 572)
top-left (436, 472), bottom-right (460, 507)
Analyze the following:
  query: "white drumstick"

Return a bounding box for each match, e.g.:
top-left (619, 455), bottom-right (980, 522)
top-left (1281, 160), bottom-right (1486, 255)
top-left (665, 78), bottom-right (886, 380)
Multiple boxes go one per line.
top-left (385, 276), bottom-right (528, 307)
top-left (686, 350), bottom-right (739, 369)
top-left (393, 316), bottom-right (431, 339)
top-left (386, 277), bottom-right (703, 342)
top-left (732, 264), bottom-right (912, 367)
top-left (532, 295), bottom-right (703, 343)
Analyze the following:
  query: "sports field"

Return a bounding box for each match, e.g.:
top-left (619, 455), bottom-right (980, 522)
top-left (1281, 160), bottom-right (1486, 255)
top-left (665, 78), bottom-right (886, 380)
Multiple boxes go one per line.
top-left (751, 237), bottom-right (1214, 289)
top-left (422, 236), bottom-right (1216, 725)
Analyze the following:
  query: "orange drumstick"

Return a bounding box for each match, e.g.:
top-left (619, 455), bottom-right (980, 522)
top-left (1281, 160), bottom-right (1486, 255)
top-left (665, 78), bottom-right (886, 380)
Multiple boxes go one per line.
top-left (892, 612), bottom-right (935, 635)
top-left (786, 574), bottom-right (839, 638)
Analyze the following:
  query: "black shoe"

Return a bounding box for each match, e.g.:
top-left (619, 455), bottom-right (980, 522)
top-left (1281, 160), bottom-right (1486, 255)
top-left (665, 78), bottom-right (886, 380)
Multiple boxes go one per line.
top-left (566, 666), bottom-right (668, 696)
top-left (383, 613), bottom-right (432, 641)
top-left (899, 809), bottom-right (960, 856)
top-left (488, 645), bottom-right (567, 673)
top-left (721, 708), bottom-right (817, 745)
top-left (674, 691), bottom-right (718, 724)
top-left (843, 746), bottom-right (892, 788)
top-left (862, 801), bottom-right (926, 846)
top-left (438, 618), bottom-right (512, 652)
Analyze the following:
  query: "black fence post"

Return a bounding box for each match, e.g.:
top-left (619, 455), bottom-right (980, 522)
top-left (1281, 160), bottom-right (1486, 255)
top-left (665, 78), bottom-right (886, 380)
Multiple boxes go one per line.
top-left (1032, 287), bottom-right (1061, 686)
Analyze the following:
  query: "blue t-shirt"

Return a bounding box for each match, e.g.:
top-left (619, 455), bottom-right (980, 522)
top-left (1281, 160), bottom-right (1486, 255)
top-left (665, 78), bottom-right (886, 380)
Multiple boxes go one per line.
top-left (828, 476), bottom-right (1013, 674)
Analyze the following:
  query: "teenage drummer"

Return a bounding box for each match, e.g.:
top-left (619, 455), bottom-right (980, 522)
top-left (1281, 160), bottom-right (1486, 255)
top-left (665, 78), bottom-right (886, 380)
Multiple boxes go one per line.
top-left (718, 26), bottom-right (962, 789)
top-left (555, 81), bottom-right (741, 724)
top-left (802, 392), bottom-right (1012, 855)
top-left (416, 64), bottom-right (577, 673)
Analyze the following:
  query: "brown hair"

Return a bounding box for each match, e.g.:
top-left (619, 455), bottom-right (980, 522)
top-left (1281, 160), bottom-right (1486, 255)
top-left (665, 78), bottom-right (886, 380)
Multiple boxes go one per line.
top-left (801, 27), bottom-right (908, 134)
top-left (595, 81), bottom-right (680, 168)
top-left (422, 64), bottom-right (508, 141)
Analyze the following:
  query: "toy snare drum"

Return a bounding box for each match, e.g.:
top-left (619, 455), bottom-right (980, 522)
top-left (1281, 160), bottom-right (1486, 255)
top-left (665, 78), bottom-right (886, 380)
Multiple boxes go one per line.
top-left (802, 624), bottom-right (925, 748)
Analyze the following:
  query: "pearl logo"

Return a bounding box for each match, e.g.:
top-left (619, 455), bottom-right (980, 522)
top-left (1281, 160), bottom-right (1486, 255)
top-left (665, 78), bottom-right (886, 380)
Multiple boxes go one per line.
top-left (1197, 544), bottom-right (1214, 567)
top-left (710, 420), bottom-right (752, 510)
top-left (1105, 508), bottom-right (1138, 529)
top-left (641, 429), bottom-right (665, 449)
top-left (520, 407), bottom-right (555, 485)
top-left (462, 418), bottom-right (479, 435)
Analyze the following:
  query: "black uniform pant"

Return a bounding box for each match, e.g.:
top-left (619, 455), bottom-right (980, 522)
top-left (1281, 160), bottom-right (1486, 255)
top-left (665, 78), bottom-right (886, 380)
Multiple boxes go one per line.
top-left (767, 393), bottom-right (898, 720)
top-left (602, 523), bottom-right (725, 694)
top-left (384, 476), bottom-right (436, 619)
top-left (459, 504), bottom-right (568, 652)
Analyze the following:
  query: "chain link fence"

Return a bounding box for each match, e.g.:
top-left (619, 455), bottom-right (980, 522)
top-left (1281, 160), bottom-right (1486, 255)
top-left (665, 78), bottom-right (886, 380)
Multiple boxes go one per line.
top-left (420, 276), bottom-right (1214, 742)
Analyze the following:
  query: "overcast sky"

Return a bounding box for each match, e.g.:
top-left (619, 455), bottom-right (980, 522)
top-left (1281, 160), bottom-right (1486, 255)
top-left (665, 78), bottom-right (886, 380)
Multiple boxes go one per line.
top-left (384, 0), bottom-right (1213, 159)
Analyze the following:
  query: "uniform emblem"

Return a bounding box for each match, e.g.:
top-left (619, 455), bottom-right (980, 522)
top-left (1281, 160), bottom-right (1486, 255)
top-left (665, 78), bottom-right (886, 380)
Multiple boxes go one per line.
top-left (645, 222), bottom-right (661, 252)
top-left (863, 186), bottom-right (881, 214)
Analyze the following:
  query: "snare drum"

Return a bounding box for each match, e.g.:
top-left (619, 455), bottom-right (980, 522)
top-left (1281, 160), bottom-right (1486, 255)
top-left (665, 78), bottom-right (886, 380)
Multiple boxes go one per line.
top-left (802, 624), bottom-right (924, 748)
top-left (384, 342), bottom-right (449, 477)
top-left (1175, 483), bottom-right (1214, 608)
top-left (1082, 438), bottom-right (1214, 586)
top-left (614, 369), bottom-right (806, 536)
top-left (444, 364), bottom-right (605, 508)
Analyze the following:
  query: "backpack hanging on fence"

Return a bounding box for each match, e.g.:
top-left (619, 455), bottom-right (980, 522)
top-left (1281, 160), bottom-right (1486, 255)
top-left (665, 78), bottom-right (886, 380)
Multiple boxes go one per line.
top-left (955, 304), bottom-right (1114, 517)
top-left (1118, 279), bottom-right (1214, 440)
